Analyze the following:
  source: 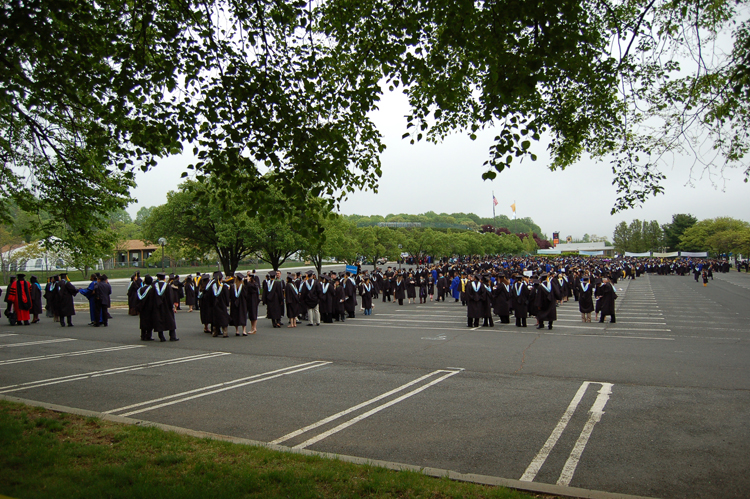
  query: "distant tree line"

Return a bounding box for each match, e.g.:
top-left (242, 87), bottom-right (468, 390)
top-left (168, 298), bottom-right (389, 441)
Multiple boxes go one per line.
top-left (613, 214), bottom-right (750, 257)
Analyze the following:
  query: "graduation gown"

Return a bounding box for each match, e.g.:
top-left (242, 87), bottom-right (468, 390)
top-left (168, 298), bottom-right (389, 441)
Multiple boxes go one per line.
top-left (127, 279), bottom-right (141, 315)
top-left (300, 280), bottom-right (321, 310)
top-left (136, 285), bottom-right (158, 330)
top-left (154, 281), bottom-right (176, 332)
top-left (229, 283), bottom-right (249, 327)
top-left (30, 283), bottom-right (43, 315)
top-left (465, 282), bottom-right (485, 319)
top-left (57, 280), bottom-right (78, 317)
top-left (535, 282), bottom-right (557, 322)
top-left (406, 277), bottom-right (416, 298)
top-left (333, 285), bottom-right (346, 315)
top-left (184, 281), bottom-right (197, 306)
top-left (319, 283), bottom-right (333, 315)
top-left (343, 278), bottom-right (358, 311)
top-left (595, 282), bottom-right (617, 315)
top-left (246, 280), bottom-right (260, 321)
top-left (263, 280), bottom-right (284, 322)
top-left (199, 283), bottom-right (214, 326)
top-left (512, 282), bottom-right (530, 317)
top-left (493, 283), bottom-right (511, 317)
top-left (578, 283), bottom-right (595, 313)
top-left (359, 282), bottom-right (374, 309)
top-left (210, 282), bottom-right (231, 328)
top-left (285, 283), bottom-right (301, 319)
top-left (392, 279), bottom-right (406, 300)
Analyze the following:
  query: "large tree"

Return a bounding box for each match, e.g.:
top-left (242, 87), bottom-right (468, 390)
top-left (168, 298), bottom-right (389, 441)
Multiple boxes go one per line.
top-left (3, 0), bottom-right (383, 240)
top-left (141, 181), bottom-right (259, 276)
top-left (322, 0), bottom-right (750, 211)
top-left (663, 214), bottom-right (698, 251)
top-left (679, 217), bottom-right (750, 254)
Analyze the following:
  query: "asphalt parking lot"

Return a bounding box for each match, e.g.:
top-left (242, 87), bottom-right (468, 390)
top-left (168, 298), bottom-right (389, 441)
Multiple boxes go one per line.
top-left (2, 271), bottom-right (749, 499)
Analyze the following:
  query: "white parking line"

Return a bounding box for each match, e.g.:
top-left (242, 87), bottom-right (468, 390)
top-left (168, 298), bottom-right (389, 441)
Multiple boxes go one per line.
top-left (107, 361), bottom-right (332, 417)
top-left (290, 370), bottom-right (461, 450)
top-left (0, 345), bottom-right (144, 365)
top-left (0, 352), bottom-right (231, 394)
top-left (557, 384), bottom-right (613, 486)
top-left (0, 334), bottom-right (18, 338)
top-left (0, 338), bottom-right (76, 348)
top-left (520, 381), bottom-right (613, 484)
top-left (271, 370), bottom-right (455, 445)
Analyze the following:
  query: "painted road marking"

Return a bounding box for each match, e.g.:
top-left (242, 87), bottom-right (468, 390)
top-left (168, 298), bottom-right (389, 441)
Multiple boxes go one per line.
top-left (0, 338), bottom-right (76, 348)
top-left (557, 384), bottom-right (613, 486)
top-left (107, 360), bottom-right (332, 417)
top-left (271, 370), bottom-right (456, 445)
top-left (0, 334), bottom-right (18, 338)
top-left (0, 352), bottom-right (231, 394)
top-left (520, 381), bottom-right (613, 485)
top-left (0, 345), bottom-right (144, 365)
top-left (282, 369), bottom-right (461, 450)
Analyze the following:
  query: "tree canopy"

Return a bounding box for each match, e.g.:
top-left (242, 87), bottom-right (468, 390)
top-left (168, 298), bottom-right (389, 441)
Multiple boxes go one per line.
top-left (322, 0), bottom-right (750, 211)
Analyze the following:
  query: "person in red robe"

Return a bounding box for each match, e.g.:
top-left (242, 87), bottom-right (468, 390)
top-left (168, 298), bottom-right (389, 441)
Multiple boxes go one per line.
top-left (11, 274), bottom-right (33, 325)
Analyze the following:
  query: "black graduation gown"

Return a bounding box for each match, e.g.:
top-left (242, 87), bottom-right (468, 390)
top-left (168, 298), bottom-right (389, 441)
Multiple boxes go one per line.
top-left (229, 283), bottom-right (249, 327)
top-left (512, 282), bottom-right (530, 317)
top-left (127, 279), bottom-right (141, 315)
top-left (359, 283), bottom-right (374, 309)
top-left (30, 283), bottom-right (43, 315)
top-left (184, 282), bottom-right (196, 306)
top-left (595, 282), bottom-right (617, 315)
top-left (136, 285), bottom-right (158, 330)
top-left (535, 283), bottom-right (557, 322)
top-left (300, 280), bottom-right (321, 310)
top-left (211, 282), bottom-right (231, 328)
top-left (57, 281), bottom-right (78, 317)
top-left (578, 283), bottom-right (595, 313)
top-left (333, 285), bottom-right (346, 315)
top-left (319, 283), bottom-right (333, 315)
top-left (199, 283), bottom-right (214, 326)
top-left (493, 283), bottom-right (511, 316)
top-left (393, 279), bottom-right (406, 300)
top-left (246, 280), bottom-right (260, 321)
top-left (465, 282), bottom-right (484, 319)
top-left (343, 278), bottom-right (358, 311)
top-left (406, 278), bottom-right (416, 298)
top-left (154, 282), bottom-right (176, 332)
top-left (44, 282), bottom-right (57, 317)
top-left (264, 280), bottom-right (284, 322)
top-left (285, 283), bottom-right (301, 319)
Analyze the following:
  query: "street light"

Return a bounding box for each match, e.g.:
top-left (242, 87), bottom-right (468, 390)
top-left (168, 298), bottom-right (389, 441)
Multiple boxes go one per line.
top-left (158, 238), bottom-right (167, 272)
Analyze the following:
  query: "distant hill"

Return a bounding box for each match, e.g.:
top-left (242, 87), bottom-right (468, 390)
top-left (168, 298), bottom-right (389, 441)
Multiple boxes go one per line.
top-left (342, 212), bottom-right (546, 238)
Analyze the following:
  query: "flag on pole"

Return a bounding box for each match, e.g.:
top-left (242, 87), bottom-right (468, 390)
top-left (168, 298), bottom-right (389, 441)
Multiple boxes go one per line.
top-left (510, 202), bottom-right (516, 213)
top-left (492, 195), bottom-right (498, 206)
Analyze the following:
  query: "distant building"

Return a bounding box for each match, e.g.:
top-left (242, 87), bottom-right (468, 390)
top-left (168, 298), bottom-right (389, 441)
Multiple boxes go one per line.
top-left (550, 242), bottom-right (615, 257)
top-left (113, 240), bottom-right (159, 268)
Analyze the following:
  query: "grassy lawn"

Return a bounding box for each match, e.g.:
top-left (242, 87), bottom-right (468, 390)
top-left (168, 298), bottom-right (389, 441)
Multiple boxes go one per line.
top-left (0, 400), bottom-right (548, 499)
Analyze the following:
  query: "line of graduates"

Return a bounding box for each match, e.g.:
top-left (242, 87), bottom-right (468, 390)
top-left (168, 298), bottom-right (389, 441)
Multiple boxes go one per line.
top-left (3, 273), bottom-right (79, 326)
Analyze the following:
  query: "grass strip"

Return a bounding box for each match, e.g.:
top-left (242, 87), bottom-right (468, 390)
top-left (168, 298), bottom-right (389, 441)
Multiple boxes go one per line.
top-left (0, 400), bottom-right (551, 499)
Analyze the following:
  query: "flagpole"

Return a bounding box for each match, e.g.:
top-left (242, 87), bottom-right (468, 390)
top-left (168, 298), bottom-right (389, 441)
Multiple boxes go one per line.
top-left (492, 191), bottom-right (496, 228)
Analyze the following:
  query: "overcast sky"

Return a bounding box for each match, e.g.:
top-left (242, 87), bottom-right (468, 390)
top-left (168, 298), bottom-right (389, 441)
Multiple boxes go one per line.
top-left (128, 89), bottom-right (748, 240)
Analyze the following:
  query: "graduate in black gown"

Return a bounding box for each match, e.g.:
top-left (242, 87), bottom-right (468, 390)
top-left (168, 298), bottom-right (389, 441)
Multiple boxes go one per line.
top-left (359, 275), bottom-right (374, 315)
top-left (230, 273), bottom-right (249, 335)
top-left (210, 271), bottom-right (231, 337)
top-left (578, 276), bottom-right (595, 322)
top-left (136, 275), bottom-right (157, 340)
top-left (154, 272), bottom-right (178, 342)
top-left (263, 272), bottom-right (284, 328)
top-left (245, 272), bottom-right (260, 334)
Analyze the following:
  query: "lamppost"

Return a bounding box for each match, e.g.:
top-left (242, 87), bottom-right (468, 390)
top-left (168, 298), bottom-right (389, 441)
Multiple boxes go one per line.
top-left (158, 238), bottom-right (167, 272)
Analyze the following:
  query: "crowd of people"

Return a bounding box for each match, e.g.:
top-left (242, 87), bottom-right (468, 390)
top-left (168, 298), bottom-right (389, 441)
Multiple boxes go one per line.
top-left (2, 272), bottom-right (110, 327)
top-left (2, 255), bottom-right (741, 338)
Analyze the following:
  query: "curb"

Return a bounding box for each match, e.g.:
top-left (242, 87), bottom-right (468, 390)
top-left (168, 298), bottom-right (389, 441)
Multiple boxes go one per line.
top-left (0, 394), bottom-right (660, 499)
